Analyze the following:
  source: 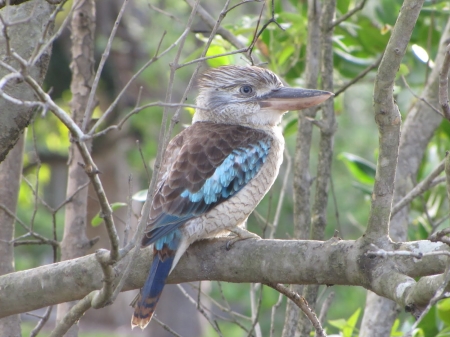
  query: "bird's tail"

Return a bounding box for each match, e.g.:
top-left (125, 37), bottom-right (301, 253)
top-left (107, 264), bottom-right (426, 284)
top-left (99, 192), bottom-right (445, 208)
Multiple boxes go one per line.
top-left (131, 251), bottom-right (174, 330)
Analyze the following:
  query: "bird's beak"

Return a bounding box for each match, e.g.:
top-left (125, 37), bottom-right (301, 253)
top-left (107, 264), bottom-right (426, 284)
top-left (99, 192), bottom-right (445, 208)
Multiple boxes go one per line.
top-left (258, 87), bottom-right (334, 111)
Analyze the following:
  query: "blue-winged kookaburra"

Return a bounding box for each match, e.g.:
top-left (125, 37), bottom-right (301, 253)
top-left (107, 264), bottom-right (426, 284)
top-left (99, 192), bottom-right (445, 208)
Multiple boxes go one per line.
top-left (131, 65), bottom-right (333, 329)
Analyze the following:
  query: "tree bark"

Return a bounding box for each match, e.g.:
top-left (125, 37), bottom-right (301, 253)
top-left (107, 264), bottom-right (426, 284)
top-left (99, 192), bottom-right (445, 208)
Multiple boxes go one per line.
top-left (1, 237), bottom-right (448, 319)
top-left (0, 0), bottom-right (53, 163)
top-left (56, 0), bottom-right (96, 336)
top-left (0, 135), bottom-right (24, 337)
top-left (286, 0), bottom-right (322, 335)
top-left (360, 9), bottom-right (450, 337)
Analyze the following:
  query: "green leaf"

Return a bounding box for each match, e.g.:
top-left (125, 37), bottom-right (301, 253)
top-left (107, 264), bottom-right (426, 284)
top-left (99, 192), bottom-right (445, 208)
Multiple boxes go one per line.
top-left (111, 202), bottom-right (127, 211)
top-left (343, 308), bottom-right (361, 337)
top-left (436, 326), bottom-right (450, 337)
top-left (132, 189), bottom-right (148, 202)
top-left (417, 306), bottom-right (439, 337)
top-left (390, 319), bottom-right (403, 337)
top-left (206, 44), bottom-right (232, 67)
top-left (91, 214), bottom-right (103, 227)
top-left (328, 318), bottom-right (347, 330)
top-left (437, 298), bottom-right (450, 326)
top-left (398, 63), bottom-right (410, 77)
top-left (338, 152), bottom-right (376, 185)
top-left (351, 182), bottom-right (373, 195)
top-left (91, 202), bottom-right (127, 227)
top-left (278, 45), bottom-right (295, 66)
top-left (283, 118), bottom-right (298, 137)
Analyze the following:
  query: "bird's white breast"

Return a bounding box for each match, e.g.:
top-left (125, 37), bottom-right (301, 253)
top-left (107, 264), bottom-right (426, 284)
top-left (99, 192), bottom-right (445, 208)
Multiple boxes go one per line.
top-left (181, 126), bottom-right (285, 243)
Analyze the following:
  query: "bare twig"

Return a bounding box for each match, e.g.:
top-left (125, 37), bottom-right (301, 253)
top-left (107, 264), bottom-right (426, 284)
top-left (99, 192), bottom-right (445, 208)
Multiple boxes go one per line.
top-left (439, 44), bottom-right (450, 119)
top-left (266, 283), bottom-right (327, 337)
top-left (247, 0), bottom-right (284, 63)
top-left (30, 0), bottom-right (71, 66)
top-left (123, 175), bottom-right (133, 247)
top-left (92, 102), bottom-right (200, 139)
top-left (334, 54), bottom-right (382, 97)
top-left (88, 30), bottom-right (177, 134)
top-left (366, 244), bottom-right (450, 259)
top-left (429, 227), bottom-right (450, 246)
top-left (153, 317), bottom-right (183, 337)
top-left (248, 283), bottom-right (263, 337)
top-left (402, 75), bottom-right (443, 116)
top-left (318, 291), bottom-right (335, 324)
top-left (405, 266), bottom-right (450, 335)
top-left (269, 149), bottom-right (292, 239)
top-left (177, 284), bottom-right (224, 337)
top-left (83, 0), bottom-right (130, 131)
top-left (185, 0), bottom-right (261, 64)
top-left (329, 0), bottom-right (367, 29)
top-left (49, 294), bottom-right (93, 337)
top-left (29, 306), bottom-right (53, 337)
top-left (391, 158), bottom-right (445, 217)
top-left (270, 293), bottom-right (284, 337)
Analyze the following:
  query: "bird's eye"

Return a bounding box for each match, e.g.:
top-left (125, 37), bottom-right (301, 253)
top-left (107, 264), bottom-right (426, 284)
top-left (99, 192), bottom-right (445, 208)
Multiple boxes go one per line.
top-left (239, 85), bottom-right (253, 95)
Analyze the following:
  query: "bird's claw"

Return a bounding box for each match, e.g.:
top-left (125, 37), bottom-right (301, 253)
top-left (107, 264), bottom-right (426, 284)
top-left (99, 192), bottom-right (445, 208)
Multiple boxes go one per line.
top-left (226, 227), bottom-right (261, 250)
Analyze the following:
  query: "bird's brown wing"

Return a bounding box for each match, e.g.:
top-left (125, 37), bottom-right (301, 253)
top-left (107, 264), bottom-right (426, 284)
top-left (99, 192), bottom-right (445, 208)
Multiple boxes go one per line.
top-left (142, 121), bottom-right (271, 246)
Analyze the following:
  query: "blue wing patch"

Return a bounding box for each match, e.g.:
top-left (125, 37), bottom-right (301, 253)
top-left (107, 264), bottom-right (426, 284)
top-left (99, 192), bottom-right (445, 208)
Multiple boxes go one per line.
top-left (180, 140), bottom-right (270, 204)
top-left (145, 139), bottom-right (271, 247)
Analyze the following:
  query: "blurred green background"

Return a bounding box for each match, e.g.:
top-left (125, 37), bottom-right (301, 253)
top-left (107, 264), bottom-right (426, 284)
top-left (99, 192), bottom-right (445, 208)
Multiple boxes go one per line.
top-left (13, 0), bottom-right (450, 336)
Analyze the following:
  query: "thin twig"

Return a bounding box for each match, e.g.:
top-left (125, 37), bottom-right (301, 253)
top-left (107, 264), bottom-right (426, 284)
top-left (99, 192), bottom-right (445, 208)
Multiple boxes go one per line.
top-left (269, 148), bottom-right (291, 239)
top-left (248, 283), bottom-right (263, 337)
top-left (29, 306), bottom-right (53, 337)
top-left (334, 54), bottom-right (382, 96)
top-left (329, 0), bottom-right (367, 29)
top-left (153, 317), bottom-right (183, 337)
top-left (91, 102), bottom-right (200, 139)
top-left (177, 284), bottom-right (224, 337)
top-left (123, 174), bottom-right (132, 247)
top-left (439, 44), bottom-right (450, 119)
top-left (402, 75), bottom-right (443, 117)
top-left (405, 265), bottom-right (450, 335)
top-left (266, 283), bottom-right (327, 337)
top-left (83, 0), bottom-right (130, 131)
top-left (270, 293), bottom-right (283, 337)
top-left (318, 291), bottom-right (335, 324)
top-left (88, 30), bottom-right (176, 134)
top-left (391, 158), bottom-right (445, 217)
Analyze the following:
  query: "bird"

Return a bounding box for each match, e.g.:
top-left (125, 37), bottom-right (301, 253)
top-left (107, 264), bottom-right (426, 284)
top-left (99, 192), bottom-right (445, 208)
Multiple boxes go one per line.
top-left (131, 65), bottom-right (333, 329)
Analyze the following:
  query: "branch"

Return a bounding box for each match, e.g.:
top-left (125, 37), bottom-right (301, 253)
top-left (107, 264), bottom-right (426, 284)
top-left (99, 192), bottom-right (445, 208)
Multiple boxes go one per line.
top-left (391, 158), bottom-right (445, 217)
top-left (185, 0), bottom-right (261, 64)
top-left (439, 43), bottom-right (450, 119)
top-left (329, 0), bottom-right (367, 29)
top-left (365, 0), bottom-right (425, 239)
top-left (267, 283), bottom-right (326, 337)
top-left (82, 0), bottom-right (129, 131)
top-left (0, 238), bottom-right (448, 319)
top-left (334, 55), bottom-right (382, 97)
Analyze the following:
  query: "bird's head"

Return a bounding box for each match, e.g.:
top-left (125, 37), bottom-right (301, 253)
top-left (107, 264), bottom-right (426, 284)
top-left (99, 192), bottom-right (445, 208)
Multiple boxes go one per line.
top-left (194, 65), bottom-right (333, 127)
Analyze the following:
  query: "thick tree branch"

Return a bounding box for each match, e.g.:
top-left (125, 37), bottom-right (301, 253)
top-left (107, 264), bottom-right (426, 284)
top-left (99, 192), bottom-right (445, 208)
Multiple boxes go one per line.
top-left (297, 0), bottom-right (337, 334)
top-left (0, 136), bottom-right (24, 337)
top-left (0, 238), bottom-right (448, 319)
top-left (55, 0), bottom-right (96, 335)
top-left (0, 0), bottom-right (53, 163)
top-left (366, 0), bottom-right (424, 239)
top-left (286, 0), bottom-right (323, 334)
top-left (361, 15), bottom-right (450, 336)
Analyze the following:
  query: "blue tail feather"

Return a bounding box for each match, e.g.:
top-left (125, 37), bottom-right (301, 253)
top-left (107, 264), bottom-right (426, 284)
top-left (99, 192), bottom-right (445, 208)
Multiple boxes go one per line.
top-left (131, 253), bottom-right (175, 329)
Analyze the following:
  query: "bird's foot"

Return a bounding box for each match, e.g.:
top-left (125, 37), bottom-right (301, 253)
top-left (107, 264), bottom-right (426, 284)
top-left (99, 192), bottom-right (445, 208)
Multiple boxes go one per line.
top-left (226, 227), bottom-right (261, 250)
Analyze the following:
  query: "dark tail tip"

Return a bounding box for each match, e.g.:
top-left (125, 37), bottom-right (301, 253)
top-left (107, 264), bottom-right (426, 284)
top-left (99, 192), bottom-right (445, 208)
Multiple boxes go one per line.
top-left (131, 294), bottom-right (161, 330)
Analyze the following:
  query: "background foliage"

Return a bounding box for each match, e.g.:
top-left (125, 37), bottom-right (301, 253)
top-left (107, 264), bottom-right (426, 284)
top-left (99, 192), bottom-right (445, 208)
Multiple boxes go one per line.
top-left (9, 0), bottom-right (450, 336)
